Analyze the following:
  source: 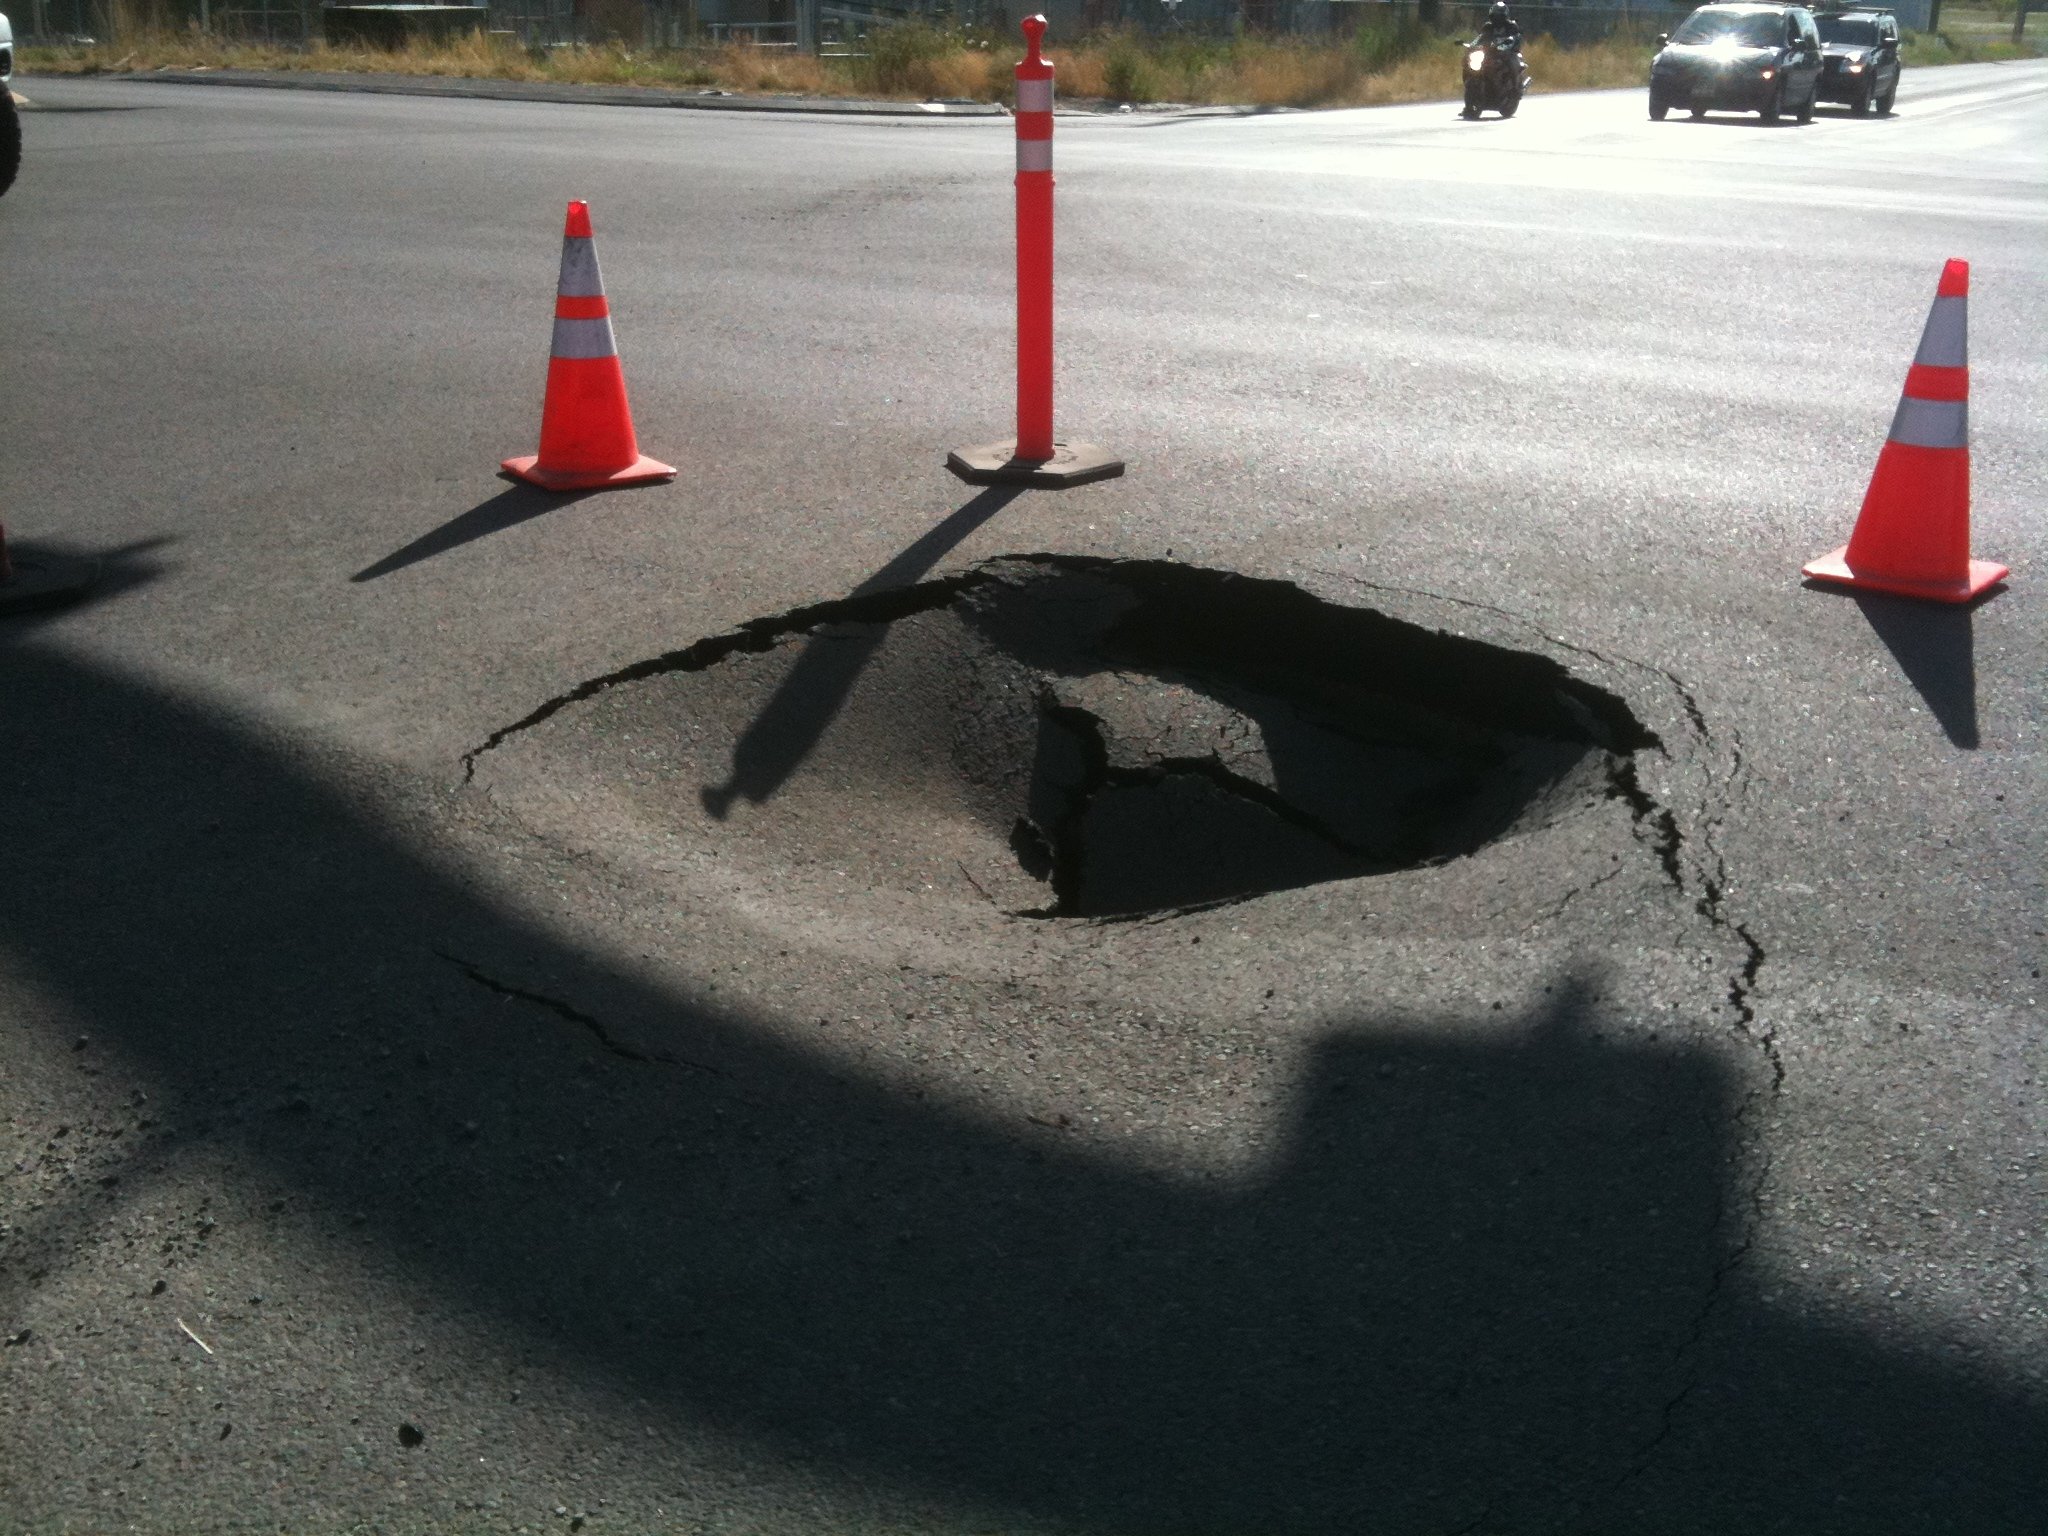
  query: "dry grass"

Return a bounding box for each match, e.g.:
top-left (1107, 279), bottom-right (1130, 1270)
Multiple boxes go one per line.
top-left (1041, 31), bottom-right (1650, 108)
top-left (1901, 29), bottom-right (2041, 64)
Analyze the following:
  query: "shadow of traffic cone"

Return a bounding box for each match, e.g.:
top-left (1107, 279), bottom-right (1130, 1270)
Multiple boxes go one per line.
top-left (1803, 259), bottom-right (2007, 604)
top-left (501, 201), bottom-right (675, 492)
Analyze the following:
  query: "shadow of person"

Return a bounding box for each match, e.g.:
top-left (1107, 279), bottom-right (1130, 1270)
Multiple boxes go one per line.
top-left (701, 485), bottom-right (1022, 818)
top-left (351, 483), bottom-right (595, 584)
top-left (1849, 591), bottom-right (1981, 748)
top-left (2, 643), bottom-right (2043, 1532)
top-left (0, 537), bottom-right (172, 626)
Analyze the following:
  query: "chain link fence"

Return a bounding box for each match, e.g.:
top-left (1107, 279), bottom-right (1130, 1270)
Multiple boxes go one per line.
top-left (12, 0), bottom-right (316, 43)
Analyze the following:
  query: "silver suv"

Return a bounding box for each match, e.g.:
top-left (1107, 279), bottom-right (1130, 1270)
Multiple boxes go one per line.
top-left (1816, 8), bottom-right (1902, 116)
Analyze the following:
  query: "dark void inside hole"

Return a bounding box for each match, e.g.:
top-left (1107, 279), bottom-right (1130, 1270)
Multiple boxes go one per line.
top-left (966, 560), bottom-right (1659, 918)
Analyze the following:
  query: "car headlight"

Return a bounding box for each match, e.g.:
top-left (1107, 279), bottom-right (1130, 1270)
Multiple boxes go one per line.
top-left (1467, 48), bottom-right (1487, 68)
top-left (1845, 59), bottom-right (1866, 72)
top-left (1760, 66), bottom-right (1776, 78)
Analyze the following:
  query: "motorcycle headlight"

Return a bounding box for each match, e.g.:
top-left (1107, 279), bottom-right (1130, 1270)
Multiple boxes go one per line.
top-left (1760, 65), bottom-right (1776, 78)
top-left (1467, 48), bottom-right (1487, 68)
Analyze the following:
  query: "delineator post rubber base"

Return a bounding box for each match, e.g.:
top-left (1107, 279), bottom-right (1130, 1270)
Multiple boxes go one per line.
top-left (946, 440), bottom-right (1125, 489)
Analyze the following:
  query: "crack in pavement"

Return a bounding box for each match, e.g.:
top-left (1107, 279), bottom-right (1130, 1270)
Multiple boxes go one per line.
top-left (1308, 569), bottom-right (1784, 1505)
top-left (1315, 570), bottom-right (1775, 1086)
top-left (1615, 1127), bottom-right (1776, 1495)
top-left (1605, 757), bottom-right (1688, 892)
top-left (436, 952), bottom-right (724, 1075)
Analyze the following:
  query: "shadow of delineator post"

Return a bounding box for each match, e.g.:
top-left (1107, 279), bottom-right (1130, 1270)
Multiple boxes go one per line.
top-left (1851, 591), bottom-right (1981, 748)
top-left (700, 485), bottom-right (1022, 818)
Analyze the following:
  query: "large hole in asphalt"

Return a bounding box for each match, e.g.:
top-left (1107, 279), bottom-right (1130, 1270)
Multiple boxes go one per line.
top-left (485, 557), bottom-right (1660, 919)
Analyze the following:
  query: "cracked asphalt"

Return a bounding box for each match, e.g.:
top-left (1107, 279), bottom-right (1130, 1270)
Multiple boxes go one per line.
top-left (2, 63), bottom-right (2044, 1535)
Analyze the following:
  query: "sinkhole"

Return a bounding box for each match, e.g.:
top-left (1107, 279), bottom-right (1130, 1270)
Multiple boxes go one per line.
top-left (485, 557), bottom-right (1660, 919)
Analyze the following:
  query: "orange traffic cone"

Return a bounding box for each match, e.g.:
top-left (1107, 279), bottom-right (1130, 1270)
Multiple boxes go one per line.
top-left (501, 201), bottom-right (675, 492)
top-left (1803, 259), bottom-right (2006, 604)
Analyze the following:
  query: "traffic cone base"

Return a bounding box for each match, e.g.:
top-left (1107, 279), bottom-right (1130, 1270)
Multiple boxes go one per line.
top-left (501, 452), bottom-right (676, 491)
top-left (1801, 545), bottom-right (2007, 604)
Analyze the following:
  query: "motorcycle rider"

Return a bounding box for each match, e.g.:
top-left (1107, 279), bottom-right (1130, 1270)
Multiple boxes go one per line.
top-left (1472, 1), bottom-right (1522, 51)
top-left (1461, 0), bottom-right (1526, 117)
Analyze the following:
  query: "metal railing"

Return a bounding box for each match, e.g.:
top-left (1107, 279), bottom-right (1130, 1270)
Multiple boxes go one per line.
top-left (213, 0), bottom-right (315, 42)
top-left (703, 19), bottom-right (800, 44)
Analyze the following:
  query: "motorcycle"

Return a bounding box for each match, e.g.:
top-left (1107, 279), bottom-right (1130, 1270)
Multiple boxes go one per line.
top-left (1460, 36), bottom-right (1530, 118)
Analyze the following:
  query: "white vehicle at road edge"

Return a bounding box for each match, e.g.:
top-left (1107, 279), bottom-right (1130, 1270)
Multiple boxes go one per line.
top-left (2, 10), bottom-right (18, 198)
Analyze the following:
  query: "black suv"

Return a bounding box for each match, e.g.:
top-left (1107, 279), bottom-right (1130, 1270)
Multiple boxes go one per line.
top-left (1815, 8), bottom-right (1901, 115)
top-left (1649, 4), bottom-right (1826, 122)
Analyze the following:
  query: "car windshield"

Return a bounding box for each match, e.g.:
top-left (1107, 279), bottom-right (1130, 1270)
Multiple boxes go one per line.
top-left (1672, 11), bottom-right (1789, 45)
top-left (1817, 15), bottom-right (1883, 43)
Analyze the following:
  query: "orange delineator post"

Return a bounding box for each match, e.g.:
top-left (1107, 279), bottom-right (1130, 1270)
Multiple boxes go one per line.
top-left (1015, 16), bottom-right (1056, 462)
top-left (502, 200), bottom-right (676, 493)
top-left (1802, 258), bottom-right (2007, 604)
top-left (944, 16), bottom-right (1123, 489)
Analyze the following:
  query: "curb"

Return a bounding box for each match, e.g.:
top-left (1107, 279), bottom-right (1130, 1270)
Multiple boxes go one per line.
top-left (91, 67), bottom-right (1011, 116)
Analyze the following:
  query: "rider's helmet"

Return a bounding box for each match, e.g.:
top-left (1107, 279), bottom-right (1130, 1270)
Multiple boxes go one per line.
top-left (1489, 1), bottom-right (1510, 22)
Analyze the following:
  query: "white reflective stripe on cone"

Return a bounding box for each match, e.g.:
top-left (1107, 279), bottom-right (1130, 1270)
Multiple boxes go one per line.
top-left (551, 316), bottom-right (619, 359)
top-left (1914, 295), bottom-right (1967, 368)
top-left (1016, 79), bottom-right (1054, 113)
top-left (557, 239), bottom-right (606, 300)
top-left (1889, 395), bottom-right (1968, 450)
top-left (1017, 139), bottom-right (1053, 173)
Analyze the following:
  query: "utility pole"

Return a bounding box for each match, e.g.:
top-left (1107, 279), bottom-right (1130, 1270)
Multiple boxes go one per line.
top-left (2014, 0), bottom-right (2030, 45)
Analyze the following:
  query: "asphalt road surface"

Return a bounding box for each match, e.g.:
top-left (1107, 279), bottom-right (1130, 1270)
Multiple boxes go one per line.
top-left (2, 61), bottom-right (2043, 1535)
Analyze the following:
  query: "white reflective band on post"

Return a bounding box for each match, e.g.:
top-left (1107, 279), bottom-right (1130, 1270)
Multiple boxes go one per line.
top-left (1914, 296), bottom-right (1967, 367)
top-left (551, 315), bottom-right (619, 359)
top-left (1017, 139), bottom-right (1053, 173)
top-left (557, 239), bottom-right (605, 300)
top-left (1016, 79), bottom-right (1054, 113)
top-left (1889, 395), bottom-right (1968, 450)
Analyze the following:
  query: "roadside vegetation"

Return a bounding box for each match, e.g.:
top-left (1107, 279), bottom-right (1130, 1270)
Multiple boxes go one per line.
top-left (18, 4), bottom-right (2041, 109)
top-left (1899, 27), bottom-right (2038, 66)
